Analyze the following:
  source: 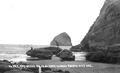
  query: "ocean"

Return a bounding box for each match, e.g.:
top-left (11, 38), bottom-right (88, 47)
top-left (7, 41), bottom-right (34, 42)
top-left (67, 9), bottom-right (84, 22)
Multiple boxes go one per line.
top-left (0, 44), bottom-right (86, 63)
top-left (0, 44), bottom-right (30, 62)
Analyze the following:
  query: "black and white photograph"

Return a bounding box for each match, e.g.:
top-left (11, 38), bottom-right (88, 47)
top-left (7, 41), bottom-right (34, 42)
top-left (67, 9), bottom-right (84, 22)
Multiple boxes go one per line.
top-left (0, 0), bottom-right (120, 73)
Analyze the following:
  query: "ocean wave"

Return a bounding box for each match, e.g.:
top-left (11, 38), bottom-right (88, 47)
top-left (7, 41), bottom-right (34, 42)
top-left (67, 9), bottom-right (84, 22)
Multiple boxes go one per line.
top-left (0, 53), bottom-right (29, 62)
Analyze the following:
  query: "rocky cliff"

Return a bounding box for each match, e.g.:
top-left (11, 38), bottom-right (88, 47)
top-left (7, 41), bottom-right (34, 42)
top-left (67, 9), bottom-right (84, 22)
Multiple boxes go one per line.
top-left (81, 0), bottom-right (120, 48)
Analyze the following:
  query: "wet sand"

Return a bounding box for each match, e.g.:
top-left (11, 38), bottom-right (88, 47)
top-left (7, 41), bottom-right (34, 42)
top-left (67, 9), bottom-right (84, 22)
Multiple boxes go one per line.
top-left (28, 60), bottom-right (120, 73)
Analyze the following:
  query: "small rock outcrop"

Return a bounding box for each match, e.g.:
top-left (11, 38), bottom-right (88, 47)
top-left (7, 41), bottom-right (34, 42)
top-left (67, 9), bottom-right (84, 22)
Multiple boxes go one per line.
top-left (0, 60), bottom-right (12, 73)
top-left (56, 49), bottom-right (75, 61)
top-left (26, 47), bottom-right (62, 60)
top-left (70, 44), bottom-right (82, 52)
top-left (50, 32), bottom-right (72, 46)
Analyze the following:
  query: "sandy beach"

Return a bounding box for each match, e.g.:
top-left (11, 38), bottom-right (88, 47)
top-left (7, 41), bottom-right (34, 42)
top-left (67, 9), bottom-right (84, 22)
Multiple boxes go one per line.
top-left (0, 45), bottom-right (120, 73)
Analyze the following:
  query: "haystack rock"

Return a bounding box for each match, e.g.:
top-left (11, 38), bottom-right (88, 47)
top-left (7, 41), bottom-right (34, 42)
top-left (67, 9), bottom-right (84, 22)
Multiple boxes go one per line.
top-left (50, 32), bottom-right (72, 46)
top-left (80, 0), bottom-right (120, 48)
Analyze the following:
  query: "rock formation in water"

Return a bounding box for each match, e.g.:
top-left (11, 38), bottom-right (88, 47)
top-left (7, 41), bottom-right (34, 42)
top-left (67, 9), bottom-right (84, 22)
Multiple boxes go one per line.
top-left (50, 32), bottom-right (72, 46)
top-left (56, 49), bottom-right (75, 61)
top-left (26, 47), bottom-right (62, 60)
top-left (70, 44), bottom-right (82, 52)
top-left (26, 47), bottom-right (75, 61)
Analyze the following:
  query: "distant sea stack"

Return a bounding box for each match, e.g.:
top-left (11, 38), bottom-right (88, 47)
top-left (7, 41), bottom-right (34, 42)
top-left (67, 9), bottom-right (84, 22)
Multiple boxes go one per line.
top-left (50, 32), bottom-right (72, 46)
top-left (80, 0), bottom-right (120, 48)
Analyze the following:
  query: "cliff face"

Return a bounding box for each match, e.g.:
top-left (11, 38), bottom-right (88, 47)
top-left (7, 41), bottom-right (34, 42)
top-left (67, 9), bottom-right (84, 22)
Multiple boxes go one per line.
top-left (81, 0), bottom-right (120, 48)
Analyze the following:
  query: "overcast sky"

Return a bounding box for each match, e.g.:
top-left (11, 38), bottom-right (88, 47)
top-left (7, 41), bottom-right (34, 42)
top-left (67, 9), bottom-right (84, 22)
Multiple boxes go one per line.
top-left (0, 0), bottom-right (105, 45)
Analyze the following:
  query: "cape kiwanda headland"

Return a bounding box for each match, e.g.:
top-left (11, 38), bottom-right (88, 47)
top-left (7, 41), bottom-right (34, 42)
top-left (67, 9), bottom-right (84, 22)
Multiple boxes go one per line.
top-left (81, 0), bottom-right (120, 47)
top-left (71, 0), bottom-right (120, 64)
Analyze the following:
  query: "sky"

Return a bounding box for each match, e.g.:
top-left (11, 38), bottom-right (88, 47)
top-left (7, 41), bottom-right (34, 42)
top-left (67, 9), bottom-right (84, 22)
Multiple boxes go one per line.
top-left (0, 0), bottom-right (105, 45)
